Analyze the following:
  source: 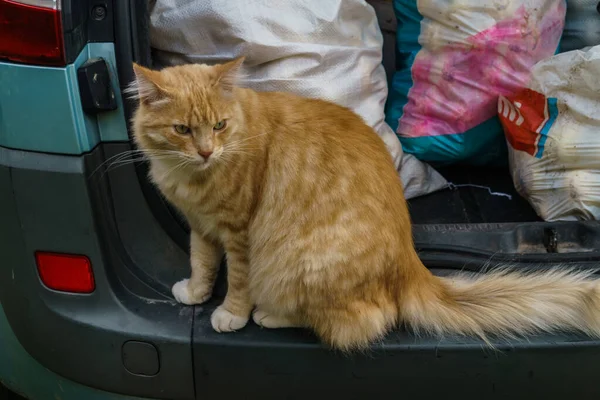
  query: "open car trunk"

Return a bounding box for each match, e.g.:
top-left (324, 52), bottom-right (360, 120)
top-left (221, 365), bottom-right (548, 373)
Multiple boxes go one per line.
top-left (128, 0), bottom-right (600, 273)
top-left (2, 1), bottom-right (600, 400)
top-left (115, 1), bottom-right (600, 398)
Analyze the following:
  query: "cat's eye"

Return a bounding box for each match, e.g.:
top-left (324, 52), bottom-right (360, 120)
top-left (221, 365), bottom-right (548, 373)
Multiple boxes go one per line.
top-left (213, 120), bottom-right (227, 131)
top-left (174, 125), bottom-right (191, 135)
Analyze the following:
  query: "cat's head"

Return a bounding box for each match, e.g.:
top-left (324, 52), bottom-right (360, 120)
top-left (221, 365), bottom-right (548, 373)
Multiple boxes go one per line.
top-left (129, 58), bottom-right (245, 171)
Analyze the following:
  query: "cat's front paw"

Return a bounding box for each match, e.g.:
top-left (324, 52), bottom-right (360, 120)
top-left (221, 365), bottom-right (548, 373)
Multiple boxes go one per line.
top-left (172, 278), bottom-right (212, 305)
top-left (211, 305), bottom-right (249, 332)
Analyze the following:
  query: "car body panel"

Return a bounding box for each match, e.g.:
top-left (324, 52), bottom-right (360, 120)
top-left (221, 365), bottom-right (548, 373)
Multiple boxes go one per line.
top-left (0, 43), bottom-right (127, 154)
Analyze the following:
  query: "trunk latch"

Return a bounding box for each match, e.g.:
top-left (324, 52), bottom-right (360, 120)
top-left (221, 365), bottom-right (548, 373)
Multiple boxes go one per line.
top-left (543, 227), bottom-right (559, 253)
top-left (77, 57), bottom-right (118, 114)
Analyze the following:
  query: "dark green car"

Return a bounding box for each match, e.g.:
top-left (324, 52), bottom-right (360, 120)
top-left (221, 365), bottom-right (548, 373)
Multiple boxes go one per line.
top-left (1, 0), bottom-right (599, 399)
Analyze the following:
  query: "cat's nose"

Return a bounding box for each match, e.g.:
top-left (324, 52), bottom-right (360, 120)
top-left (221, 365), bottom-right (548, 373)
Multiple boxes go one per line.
top-left (198, 150), bottom-right (213, 159)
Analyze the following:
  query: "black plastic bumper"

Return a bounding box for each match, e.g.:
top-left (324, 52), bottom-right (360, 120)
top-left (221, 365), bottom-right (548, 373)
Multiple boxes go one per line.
top-left (0, 145), bottom-right (193, 399)
top-left (2, 144), bottom-right (600, 400)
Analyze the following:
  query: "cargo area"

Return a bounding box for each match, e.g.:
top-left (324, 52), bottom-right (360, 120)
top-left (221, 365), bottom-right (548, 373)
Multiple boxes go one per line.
top-left (137, 0), bottom-right (548, 257)
top-left (409, 166), bottom-right (539, 225)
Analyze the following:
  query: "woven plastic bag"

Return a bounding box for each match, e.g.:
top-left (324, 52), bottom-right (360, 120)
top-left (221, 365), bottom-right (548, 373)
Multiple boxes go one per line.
top-left (386, 0), bottom-right (566, 165)
top-left (149, 0), bottom-right (447, 199)
top-left (499, 45), bottom-right (600, 221)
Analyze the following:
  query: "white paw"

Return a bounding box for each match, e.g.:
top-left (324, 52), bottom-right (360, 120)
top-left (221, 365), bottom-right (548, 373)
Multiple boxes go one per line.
top-left (252, 309), bottom-right (298, 329)
top-left (211, 306), bottom-right (249, 332)
top-left (171, 279), bottom-right (211, 305)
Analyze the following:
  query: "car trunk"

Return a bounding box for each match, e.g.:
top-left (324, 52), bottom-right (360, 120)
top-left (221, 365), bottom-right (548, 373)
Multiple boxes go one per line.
top-left (57, 1), bottom-right (600, 397)
top-left (118, 0), bottom-right (600, 280)
top-left (107, 4), bottom-right (600, 396)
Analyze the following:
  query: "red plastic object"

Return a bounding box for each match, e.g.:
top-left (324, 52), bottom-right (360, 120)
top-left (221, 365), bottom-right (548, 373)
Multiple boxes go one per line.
top-left (0, 0), bottom-right (65, 66)
top-left (35, 252), bottom-right (95, 293)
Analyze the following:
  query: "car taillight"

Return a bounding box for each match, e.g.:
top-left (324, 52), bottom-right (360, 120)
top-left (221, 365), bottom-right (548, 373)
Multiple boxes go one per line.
top-left (0, 0), bottom-right (65, 66)
top-left (35, 252), bottom-right (95, 293)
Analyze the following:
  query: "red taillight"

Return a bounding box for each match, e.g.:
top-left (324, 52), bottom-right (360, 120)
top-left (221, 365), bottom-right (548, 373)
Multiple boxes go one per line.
top-left (0, 0), bottom-right (65, 66)
top-left (35, 252), bottom-right (95, 293)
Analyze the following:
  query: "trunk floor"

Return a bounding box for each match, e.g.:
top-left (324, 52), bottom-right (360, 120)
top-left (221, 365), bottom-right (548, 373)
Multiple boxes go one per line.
top-left (408, 166), bottom-right (540, 225)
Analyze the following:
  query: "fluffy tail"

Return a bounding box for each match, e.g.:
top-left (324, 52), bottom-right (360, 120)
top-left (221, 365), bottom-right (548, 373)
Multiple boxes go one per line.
top-left (402, 268), bottom-right (600, 344)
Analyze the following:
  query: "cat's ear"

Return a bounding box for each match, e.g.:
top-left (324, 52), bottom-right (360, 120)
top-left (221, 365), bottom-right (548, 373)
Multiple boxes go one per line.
top-left (214, 57), bottom-right (245, 95)
top-left (127, 63), bottom-right (171, 106)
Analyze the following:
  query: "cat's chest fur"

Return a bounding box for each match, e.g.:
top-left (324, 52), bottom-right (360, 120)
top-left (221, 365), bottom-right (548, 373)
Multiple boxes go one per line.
top-left (149, 162), bottom-right (225, 238)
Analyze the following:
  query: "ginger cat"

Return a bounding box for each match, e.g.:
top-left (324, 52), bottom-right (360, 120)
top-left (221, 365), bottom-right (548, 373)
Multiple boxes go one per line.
top-left (130, 58), bottom-right (600, 350)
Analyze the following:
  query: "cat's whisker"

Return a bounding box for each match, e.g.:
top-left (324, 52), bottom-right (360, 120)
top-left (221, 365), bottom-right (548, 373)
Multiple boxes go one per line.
top-left (220, 148), bottom-right (252, 158)
top-left (91, 148), bottom-right (195, 178)
top-left (89, 149), bottom-right (150, 177)
top-left (100, 156), bottom-right (156, 175)
top-left (218, 153), bottom-right (239, 169)
top-left (106, 157), bottom-right (149, 168)
top-left (221, 143), bottom-right (261, 157)
top-left (108, 153), bottom-right (172, 165)
top-left (224, 132), bottom-right (268, 148)
top-left (98, 160), bottom-right (143, 179)
top-left (223, 144), bottom-right (260, 151)
top-left (222, 150), bottom-right (254, 156)
top-left (126, 156), bottom-right (193, 181)
top-left (97, 152), bottom-right (195, 179)
top-left (114, 153), bottom-right (191, 167)
top-left (165, 158), bottom-right (194, 176)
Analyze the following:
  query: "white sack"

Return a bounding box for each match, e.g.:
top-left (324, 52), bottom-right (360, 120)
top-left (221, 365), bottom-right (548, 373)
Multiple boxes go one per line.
top-left (499, 45), bottom-right (600, 220)
top-left (149, 0), bottom-right (447, 199)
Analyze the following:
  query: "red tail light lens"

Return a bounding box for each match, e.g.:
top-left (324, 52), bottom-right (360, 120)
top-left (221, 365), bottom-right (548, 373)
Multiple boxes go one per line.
top-left (35, 252), bottom-right (95, 293)
top-left (0, 0), bottom-right (65, 66)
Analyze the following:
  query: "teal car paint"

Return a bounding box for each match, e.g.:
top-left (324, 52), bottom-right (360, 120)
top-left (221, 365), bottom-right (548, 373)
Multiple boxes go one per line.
top-left (0, 43), bottom-right (128, 155)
